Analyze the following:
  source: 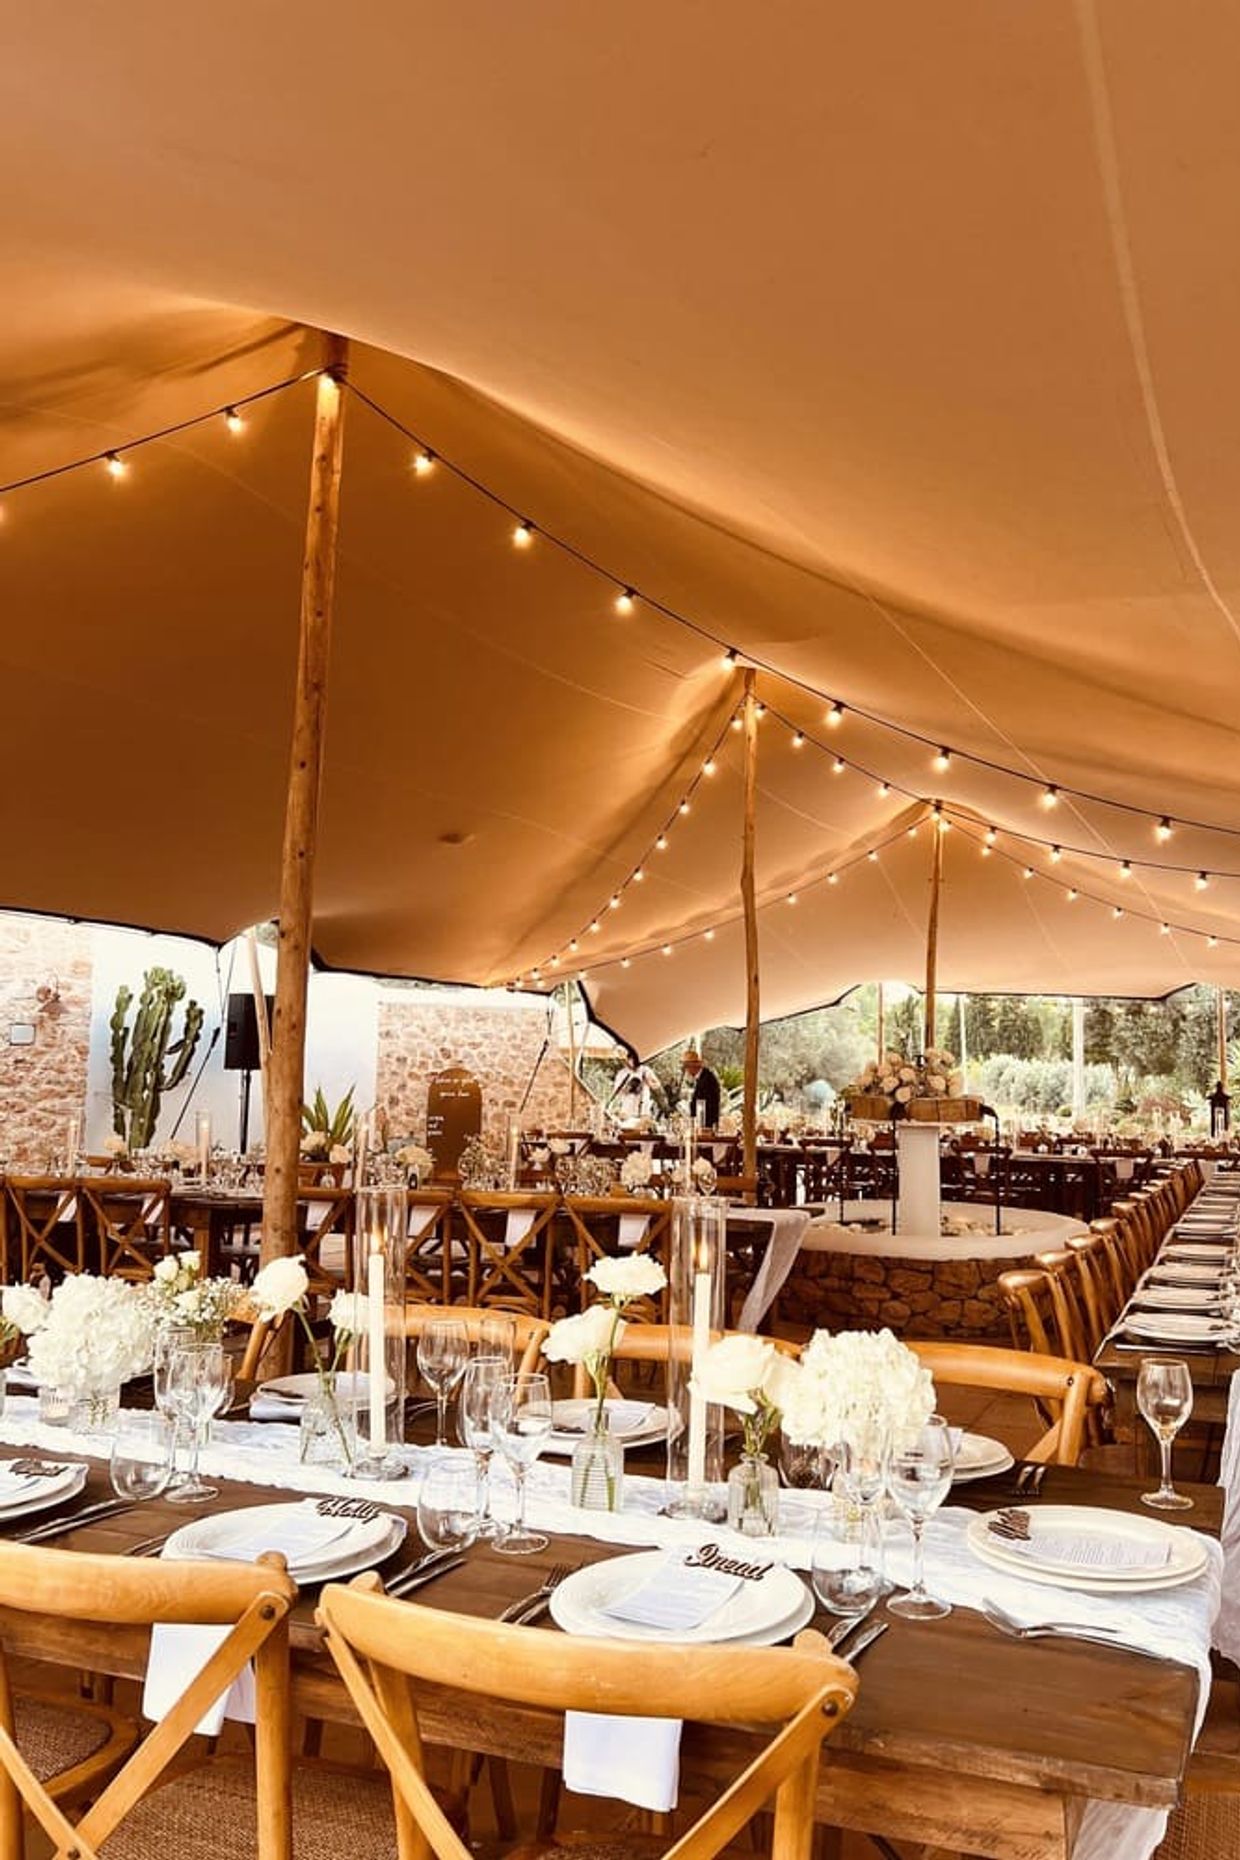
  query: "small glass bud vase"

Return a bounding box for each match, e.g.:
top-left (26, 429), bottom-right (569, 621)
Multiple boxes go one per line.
top-left (38, 1386), bottom-right (74, 1428)
top-left (727, 1451), bottom-right (779, 1537)
top-left (570, 1416), bottom-right (624, 1512)
top-left (71, 1386), bottom-right (122, 1435)
top-left (299, 1380), bottom-right (356, 1470)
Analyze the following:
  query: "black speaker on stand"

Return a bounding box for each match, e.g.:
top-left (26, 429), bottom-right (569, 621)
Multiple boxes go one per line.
top-left (225, 993), bottom-right (273, 1152)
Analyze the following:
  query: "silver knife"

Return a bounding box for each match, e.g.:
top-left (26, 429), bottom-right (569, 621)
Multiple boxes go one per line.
top-left (386, 1554), bottom-right (466, 1598)
top-left (826, 1596), bottom-right (879, 1648)
top-left (13, 1498), bottom-right (139, 1543)
top-left (840, 1619), bottom-right (888, 1663)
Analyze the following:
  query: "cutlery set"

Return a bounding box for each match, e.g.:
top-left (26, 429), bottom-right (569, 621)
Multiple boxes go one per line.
top-left (979, 1599), bottom-right (1158, 1657)
top-left (820, 1592), bottom-right (891, 1664)
top-left (1010, 1462), bottom-right (1048, 1500)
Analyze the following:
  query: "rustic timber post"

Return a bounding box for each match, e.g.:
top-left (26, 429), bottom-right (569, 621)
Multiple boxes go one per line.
top-left (923, 813), bottom-right (944, 1053)
top-left (741, 671), bottom-right (760, 1183)
top-left (564, 981), bottom-right (579, 1125)
top-left (1218, 987), bottom-right (1229, 1090)
top-left (875, 980), bottom-right (885, 1064)
top-left (261, 336), bottom-right (348, 1266)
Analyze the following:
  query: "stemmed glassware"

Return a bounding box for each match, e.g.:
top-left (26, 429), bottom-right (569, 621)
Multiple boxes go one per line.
top-left (416, 1319), bottom-right (469, 1447)
top-left (458, 1355), bottom-right (507, 1538)
top-left (886, 1414), bottom-right (956, 1620)
top-left (491, 1371), bottom-right (553, 1555)
top-left (159, 1340), bottom-right (231, 1505)
top-left (1137, 1358), bottom-right (1194, 1511)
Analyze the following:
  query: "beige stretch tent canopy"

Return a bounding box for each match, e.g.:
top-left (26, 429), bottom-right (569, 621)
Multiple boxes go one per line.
top-left (2, 1), bottom-right (1240, 1055)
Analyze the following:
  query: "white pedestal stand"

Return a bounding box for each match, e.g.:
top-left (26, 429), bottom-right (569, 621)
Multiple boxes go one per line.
top-left (896, 1123), bottom-right (942, 1238)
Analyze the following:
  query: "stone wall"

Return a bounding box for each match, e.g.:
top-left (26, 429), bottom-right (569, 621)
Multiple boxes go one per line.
top-left (375, 993), bottom-right (577, 1141)
top-left (0, 917), bottom-right (93, 1165)
top-left (780, 1247), bottom-right (1029, 1340)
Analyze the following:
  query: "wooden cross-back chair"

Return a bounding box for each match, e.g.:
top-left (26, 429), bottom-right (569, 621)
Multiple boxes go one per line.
top-left (557, 1195), bottom-right (672, 1314)
top-left (296, 1187), bottom-right (355, 1298)
top-left (4, 1176), bottom-right (85, 1282)
top-left (458, 1191), bottom-right (559, 1320)
top-left (77, 1176), bottom-right (171, 1280)
top-left (1088, 1214), bottom-right (1142, 1304)
top-left (402, 1191), bottom-right (458, 1305)
top-left (1063, 1229), bottom-right (1122, 1338)
top-left (0, 1542), bottom-right (296, 1860)
top-left (905, 1340), bottom-right (1109, 1466)
top-left (1031, 1249), bottom-right (1095, 1363)
top-left (318, 1582), bottom-right (858, 1860)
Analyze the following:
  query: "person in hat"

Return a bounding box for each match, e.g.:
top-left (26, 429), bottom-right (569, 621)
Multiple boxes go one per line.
top-left (682, 1047), bottom-right (722, 1129)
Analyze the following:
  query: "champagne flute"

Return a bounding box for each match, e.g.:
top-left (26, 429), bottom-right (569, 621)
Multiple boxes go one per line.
top-left (457, 1355), bottom-right (506, 1538)
top-left (164, 1341), bottom-right (229, 1505)
top-left (416, 1319), bottom-right (469, 1447)
top-left (416, 1453), bottom-right (481, 1552)
top-left (1138, 1358), bottom-right (1194, 1511)
top-left (886, 1414), bottom-right (955, 1620)
top-left (491, 1372), bottom-right (553, 1555)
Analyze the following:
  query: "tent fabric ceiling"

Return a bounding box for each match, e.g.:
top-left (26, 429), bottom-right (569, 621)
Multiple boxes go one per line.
top-left (2, 2), bottom-right (1240, 1054)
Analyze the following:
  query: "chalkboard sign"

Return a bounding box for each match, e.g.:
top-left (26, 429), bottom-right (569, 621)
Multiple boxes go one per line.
top-left (426, 1066), bottom-right (482, 1174)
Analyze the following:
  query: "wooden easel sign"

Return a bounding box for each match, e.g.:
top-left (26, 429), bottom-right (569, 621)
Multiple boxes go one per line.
top-left (426, 1067), bottom-right (482, 1175)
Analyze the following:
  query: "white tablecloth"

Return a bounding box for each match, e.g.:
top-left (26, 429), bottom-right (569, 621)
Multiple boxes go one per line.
top-left (732, 1208), bottom-right (810, 1332)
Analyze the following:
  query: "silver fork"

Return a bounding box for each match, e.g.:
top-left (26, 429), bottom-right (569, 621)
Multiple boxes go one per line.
top-left (981, 1599), bottom-right (1147, 1655)
top-left (499, 1562), bottom-right (573, 1625)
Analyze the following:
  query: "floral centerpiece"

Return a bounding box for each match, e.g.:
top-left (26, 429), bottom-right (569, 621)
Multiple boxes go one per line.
top-left (145, 1251), bottom-right (245, 1340)
top-left (458, 1134), bottom-right (510, 1190)
top-left (619, 1150), bottom-right (653, 1194)
top-left (542, 1254), bottom-right (667, 1509)
top-left (5, 1275), bottom-right (156, 1429)
top-left (844, 1049), bottom-right (980, 1124)
top-left (249, 1256), bottom-right (369, 1466)
top-left (690, 1335), bottom-right (799, 1535)
top-left (394, 1142), bottom-right (435, 1187)
top-left (778, 1328), bottom-right (935, 1454)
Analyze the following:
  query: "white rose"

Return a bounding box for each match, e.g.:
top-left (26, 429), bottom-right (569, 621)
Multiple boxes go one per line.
top-left (899, 1067), bottom-right (916, 1083)
top-left (329, 1143), bottom-right (351, 1166)
top-left (895, 1086), bottom-right (913, 1103)
top-left (328, 1289), bottom-right (370, 1337)
top-left (250, 1255), bottom-right (309, 1319)
top-left (585, 1255), bottom-right (667, 1302)
top-left (2, 1284), bottom-right (48, 1334)
top-left (689, 1334), bottom-right (778, 1415)
top-left (300, 1131), bottom-right (328, 1158)
top-left (102, 1133), bottom-right (128, 1156)
top-left (928, 1074), bottom-right (947, 1094)
top-left (764, 1352), bottom-right (803, 1416)
top-left (541, 1304), bottom-right (621, 1366)
top-left (153, 1256), bottom-right (181, 1285)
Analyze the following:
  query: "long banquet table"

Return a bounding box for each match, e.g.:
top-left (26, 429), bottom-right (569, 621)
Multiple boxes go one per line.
top-left (0, 1397), bottom-right (1220, 1860)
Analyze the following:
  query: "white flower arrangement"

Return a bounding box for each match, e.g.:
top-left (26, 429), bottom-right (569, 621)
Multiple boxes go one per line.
top-left (779, 1328), bottom-right (934, 1453)
top-left (542, 1255), bottom-right (668, 1429)
top-left (299, 1130), bottom-right (329, 1158)
top-left (619, 1150), bottom-right (653, 1193)
top-left (145, 1251), bottom-right (245, 1339)
top-left (102, 1132), bottom-right (129, 1158)
top-left (394, 1143), bottom-right (435, 1185)
top-left (2, 1283), bottom-right (49, 1337)
top-left (846, 1049), bottom-right (965, 1115)
top-left (23, 1274), bottom-right (156, 1396)
top-left (249, 1255), bottom-right (310, 1320)
top-left (328, 1143), bottom-right (352, 1167)
top-left (689, 1333), bottom-right (800, 1458)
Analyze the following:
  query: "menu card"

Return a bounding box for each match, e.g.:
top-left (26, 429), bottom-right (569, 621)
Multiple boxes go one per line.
top-left (602, 1552), bottom-right (744, 1630)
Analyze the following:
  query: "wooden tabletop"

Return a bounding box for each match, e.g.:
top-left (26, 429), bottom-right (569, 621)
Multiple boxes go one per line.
top-left (0, 1443), bottom-right (1216, 1860)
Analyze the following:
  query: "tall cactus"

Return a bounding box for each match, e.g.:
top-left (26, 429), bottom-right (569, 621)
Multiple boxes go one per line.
top-left (110, 967), bottom-right (205, 1150)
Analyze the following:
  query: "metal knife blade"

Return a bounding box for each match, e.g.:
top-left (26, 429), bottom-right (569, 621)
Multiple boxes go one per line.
top-left (386, 1554), bottom-right (465, 1598)
top-left (826, 1596), bottom-right (879, 1648)
top-left (13, 1498), bottom-right (138, 1543)
top-left (841, 1620), bottom-right (888, 1664)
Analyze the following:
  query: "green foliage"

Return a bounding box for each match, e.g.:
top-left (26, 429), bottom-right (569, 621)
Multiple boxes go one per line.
top-left (301, 1086), bottom-right (356, 1146)
top-left (110, 967), bottom-right (205, 1150)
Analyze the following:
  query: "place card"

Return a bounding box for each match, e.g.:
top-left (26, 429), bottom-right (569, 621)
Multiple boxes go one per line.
top-left (602, 1551), bottom-right (743, 1630)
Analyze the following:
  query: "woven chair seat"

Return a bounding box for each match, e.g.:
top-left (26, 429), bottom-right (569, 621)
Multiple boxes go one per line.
top-left (505, 1837), bottom-right (667, 1860)
top-left (15, 1692), bottom-right (118, 1779)
top-left (1154, 1794), bottom-right (1240, 1858)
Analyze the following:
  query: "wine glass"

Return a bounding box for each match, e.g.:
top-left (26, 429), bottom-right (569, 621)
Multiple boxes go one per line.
top-left (163, 1341), bottom-right (230, 1505)
top-left (1138, 1358), bottom-right (1194, 1511)
top-left (110, 1414), bottom-right (174, 1502)
top-left (416, 1319), bottom-right (469, 1447)
top-left (416, 1453), bottom-right (481, 1553)
top-left (491, 1372), bottom-right (553, 1555)
top-left (457, 1355), bottom-right (507, 1538)
top-left (886, 1414), bottom-right (956, 1620)
top-left (475, 1315), bottom-right (516, 1366)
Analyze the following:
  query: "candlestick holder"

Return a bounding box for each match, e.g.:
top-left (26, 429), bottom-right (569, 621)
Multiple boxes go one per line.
top-left (665, 1194), bottom-right (727, 1519)
top-left (350, 1186), bottom-right (409, 1480)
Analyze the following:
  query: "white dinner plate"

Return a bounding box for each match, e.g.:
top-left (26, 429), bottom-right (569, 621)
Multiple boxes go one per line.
top-left (951, 1434), bottom-right (1015, 1484)
top-left (550, 1549), bottom-right (808, 1644)
top-left (162, 1501), bottom-right (405, 1582)
top-left (546, 1399), bottom-right (671, 1455)
top-left (1123, 1313), bottom-right (1230, 1343)
top-left (967, 1506), bottom-right (1208, 1594)
top-left (1148, 1264), bottom-right (1223, 1285)
top-left (258, 1371), bottom-right (390, 1408)
top-left (0, 1461), bottom-right (87, 1518)
top-left (1163, 1245), bottom-right (1230, 1261)
top-left (1132, 1286), bottom-right (1222, 1310)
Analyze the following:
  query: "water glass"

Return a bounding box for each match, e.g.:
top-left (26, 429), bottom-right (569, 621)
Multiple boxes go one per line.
top-left (491, 1372), bottom-right (553, 1555)
top-left (457, 1355), bottom-right (507, 1538)
top-left (416, 1453), bottom-right (481, 1552)
top-left (886, 1414), bottom-right (955, 1620)
top-left (1138, 1358), bottom-right (1194, 1511)
top-left (416, 1319), bottom-right (469, 1447)
top-left (811, 1487), bottom-right (884, 1615)
top-left (162, 1340), bottom-right (230, 1504)
top-left (110, 1414), bottom-right (174, 1502)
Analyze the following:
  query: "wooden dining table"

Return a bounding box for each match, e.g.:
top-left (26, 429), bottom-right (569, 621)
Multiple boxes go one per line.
top-left (0, 1440), bottom-right (1218, 1860)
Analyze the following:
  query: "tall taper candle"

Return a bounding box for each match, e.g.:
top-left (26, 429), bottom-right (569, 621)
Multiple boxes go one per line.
top-left (367, 1219), bottom-right (387, 1456)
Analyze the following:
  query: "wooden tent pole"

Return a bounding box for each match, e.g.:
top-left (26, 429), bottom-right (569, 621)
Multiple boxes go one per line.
top-left (875, 981), bottom-right (885, 1064)
top-left (564, 982), bottom-right (578, 1125)
top-left (1218, 986), bottom-right (1229, 1089)
top-left (261, 337), bottom-right (348, 1267)
top-left (924, 817), bottom-right (944, 1053)
top-left (741, 670), bottom-right (760, 1182)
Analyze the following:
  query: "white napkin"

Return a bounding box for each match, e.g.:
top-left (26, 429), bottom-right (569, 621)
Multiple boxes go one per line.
top-left (196, 1507), bottom-right (357, 1566)
top-left (617, 1214), bottom-right (650, 1251)
top-left (504, 1209), bottom-right (538, 1251)
top-left (562, 1712), bottom-right (682, 1813)
top-left (142, 1624), bottom-right (257, 1737)
top-left (601, 1553), bottom-right (741, 1631)
top-left (248, 1393), bottom-right (304, 1422)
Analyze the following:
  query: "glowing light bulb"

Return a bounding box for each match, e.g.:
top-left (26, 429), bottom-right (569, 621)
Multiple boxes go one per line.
top-left (1197, 872), bottom-right (1210, 891)
top-left (877, 781), bottom-right (891, 798)
top-left (550, 954), bottom-right (561, 968)
top-left (1209, 935), bottom-right (1220, 949)
top-left (792, 732), bottom-right (805, 749)
top-left (224, 408), bottom-right (245, 435)
top-left (786, 892), bottom-right (798, 906)
top-left (980, 844), bottom-right (992, 858)
top-left (1067, 889), bottom-right (1078, 901)
top-left (568, 939), bottom-right (579, 954)
top-left (530, 968), bottom-right (541, 981)
top-left (827, 871), bottom-right (839, 885)
top-left (934, 747), bottom-right (951, 772)
top-left (1113, 906), bottom-right (1124, 920)
top-left (704, 929), bottom-right (715, 941)
top-left (722, 647), bottom-right (738, 668)
top-left (655, 835), bottom-right (668, 851)
top-left (1156, 817), bottom-right (1173, 843)
top-left (1119, 860), bottom-right (1132, 880)
top-left (412, 449), bottom-right (435, 475)
top-left (512, 520), bottom-right (533, 547)
top-left (827, 702), bottom-right (844, 728)
top-left (634, 868), bottom-right (645, 883)
top-left (867, 849), bottom-right (879, 862)
top-left (1041, 785), bottom-right (1059, 809)
top-left (589, 921), bottom-right (601, 935)
top-left (104, 452), bottom-right (127, 479)
top-left (679, 800), bottom-right (691, 816)
top-left (621, 957), bottom-right (631, 969)
top-left (985, 827), bottom-right (997, 847)
top-left (730, 715), bottom-right (743, 731)
top-left (1023, 866), bottom-right (1035, 880)
top-left (754, 703), bottom-right (766, 719)
top-left (609, 895), bottom-right (620, 910)
top-left (1049, 845), bottom-right (1062, 863)
top-left (1160, 922), bottom-right (1171, 935)
top-left (661, 944), bottom-right (672, 957)
top-left (702, 758), bottom-right (716, 777)
top-left (833, 757), bottom-right (845, 774)
top-left (907, 824), bottom-right (919, 838)
top-left (614, 588), bottom-right (635, 615)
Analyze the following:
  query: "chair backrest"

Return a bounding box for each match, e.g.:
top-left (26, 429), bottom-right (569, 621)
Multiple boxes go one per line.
top-left (1031, 1249), bottom-right (1093, 1362)
top-left (402, 1305), bottom-right (548, 1378)
top-left (4, 1176), bottom-right (84, 1282)
top-left (77, 1176), bottom-right (171, 1279)
top-left (905, 1339), bottom-right (1109, 1465)
top-left (1063, 1229), bottom-right (1121, 1337)
top-left (0, 1543), bottom-right (295, 1860)
top-left (319, 1582), bottom-right (856, 1860)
